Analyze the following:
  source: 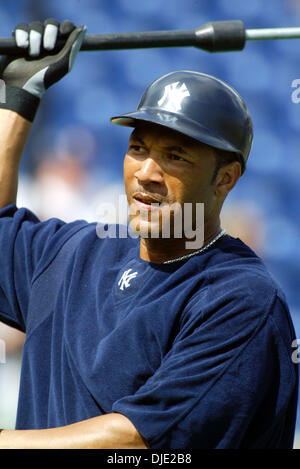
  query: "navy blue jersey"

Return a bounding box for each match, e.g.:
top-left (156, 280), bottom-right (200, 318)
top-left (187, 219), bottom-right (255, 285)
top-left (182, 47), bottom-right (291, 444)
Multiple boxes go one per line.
top-left (0, 204), bottom-right (298, 448)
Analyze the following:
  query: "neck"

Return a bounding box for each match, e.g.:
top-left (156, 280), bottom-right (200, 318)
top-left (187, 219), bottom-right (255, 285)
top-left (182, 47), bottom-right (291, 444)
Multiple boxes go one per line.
top-left (139, 221), bottom-right (222, 263)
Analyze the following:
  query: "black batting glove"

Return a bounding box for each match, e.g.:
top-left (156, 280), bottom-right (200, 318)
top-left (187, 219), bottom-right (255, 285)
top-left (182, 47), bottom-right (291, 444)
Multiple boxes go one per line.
top-left (0, 19), bottom-right (86, 121)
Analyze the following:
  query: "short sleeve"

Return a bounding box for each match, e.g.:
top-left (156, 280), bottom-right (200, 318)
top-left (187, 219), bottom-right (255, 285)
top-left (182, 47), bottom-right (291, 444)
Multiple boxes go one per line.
top-left (0, 204), bottom-right (87, 331)
top-left (112, 289), bottom-right (297, 449)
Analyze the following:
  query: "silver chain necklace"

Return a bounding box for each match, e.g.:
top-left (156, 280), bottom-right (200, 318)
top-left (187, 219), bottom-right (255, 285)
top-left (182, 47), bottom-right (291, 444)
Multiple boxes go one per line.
top-left (163, 229), bottom-right (227, 264)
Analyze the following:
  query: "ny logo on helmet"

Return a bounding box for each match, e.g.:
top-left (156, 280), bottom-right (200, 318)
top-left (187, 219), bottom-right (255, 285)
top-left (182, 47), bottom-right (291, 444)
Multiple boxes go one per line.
top-left (157, 82), bottom-right (190, 112)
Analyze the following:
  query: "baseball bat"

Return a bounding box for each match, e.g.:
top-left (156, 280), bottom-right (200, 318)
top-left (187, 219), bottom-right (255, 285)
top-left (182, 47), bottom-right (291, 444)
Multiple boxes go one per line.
top-left (0, 20), bottom-right (300, 55)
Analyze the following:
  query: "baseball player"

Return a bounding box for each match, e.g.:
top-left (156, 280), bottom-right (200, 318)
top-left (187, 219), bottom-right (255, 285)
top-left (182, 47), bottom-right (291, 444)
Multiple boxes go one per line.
top-left (0, 20), bottom-right (298, 449)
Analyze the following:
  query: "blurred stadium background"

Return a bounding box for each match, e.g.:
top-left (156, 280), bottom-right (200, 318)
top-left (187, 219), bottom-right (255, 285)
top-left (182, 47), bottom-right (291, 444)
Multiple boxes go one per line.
top-left (0, 0), bottom-right (300, 447)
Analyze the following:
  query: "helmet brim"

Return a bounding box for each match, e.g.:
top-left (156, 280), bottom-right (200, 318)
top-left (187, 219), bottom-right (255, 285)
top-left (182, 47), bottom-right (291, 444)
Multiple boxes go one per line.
top-left (111, 107), bottom-right (244, 163)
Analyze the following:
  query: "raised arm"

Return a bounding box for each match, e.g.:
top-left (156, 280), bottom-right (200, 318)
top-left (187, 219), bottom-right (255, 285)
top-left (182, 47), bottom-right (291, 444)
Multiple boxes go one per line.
top-left (0, 110), bottom-right (31, 208)
top-left (0, 19), bottom-right (86, 209)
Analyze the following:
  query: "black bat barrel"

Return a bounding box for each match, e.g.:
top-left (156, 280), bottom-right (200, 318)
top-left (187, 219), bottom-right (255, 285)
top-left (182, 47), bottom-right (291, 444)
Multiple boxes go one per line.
top-left (0, 21), bottom-right (246, 55)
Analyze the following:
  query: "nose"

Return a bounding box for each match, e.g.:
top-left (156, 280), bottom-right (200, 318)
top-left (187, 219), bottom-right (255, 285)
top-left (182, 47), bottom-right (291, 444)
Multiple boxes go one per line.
top-left (134, 156), bottom-right (164, 185)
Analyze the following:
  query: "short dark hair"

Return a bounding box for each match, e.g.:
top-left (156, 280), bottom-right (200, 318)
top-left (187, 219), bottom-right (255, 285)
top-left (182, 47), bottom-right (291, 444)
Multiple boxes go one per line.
top-left (211, 149), bottom-right (243, 184)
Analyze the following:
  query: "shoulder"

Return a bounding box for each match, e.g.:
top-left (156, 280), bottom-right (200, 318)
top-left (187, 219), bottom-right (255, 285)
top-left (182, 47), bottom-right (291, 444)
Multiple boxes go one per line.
top-left (184, 235), bottom-right (289, 329)
top-left (1, 205), bottom-right (137, 278)
top-left (34, 221), bottom-right (138, 279)
top-left (179, 237), bottom-right (296, 362)
top-left (204, 234), bottom-right (283, 298)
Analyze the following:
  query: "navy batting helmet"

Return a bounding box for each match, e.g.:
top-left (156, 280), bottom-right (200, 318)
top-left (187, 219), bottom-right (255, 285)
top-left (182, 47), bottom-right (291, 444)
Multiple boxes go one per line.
top-left (111, 70), bottom-right (253, 174)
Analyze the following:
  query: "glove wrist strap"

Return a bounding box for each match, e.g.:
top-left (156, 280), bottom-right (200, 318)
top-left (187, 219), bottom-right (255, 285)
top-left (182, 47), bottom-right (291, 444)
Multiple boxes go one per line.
top-left (0, 85), bottom-right (40, 122)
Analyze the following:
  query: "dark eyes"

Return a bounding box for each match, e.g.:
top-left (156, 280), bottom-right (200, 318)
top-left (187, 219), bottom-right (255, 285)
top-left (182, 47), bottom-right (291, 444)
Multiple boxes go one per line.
top-left (129, 145), bottom-right (145, 153)
top-left (128, 145), bottom-right (188, 163)
top-left (167, 153), bottom-right (186, 161)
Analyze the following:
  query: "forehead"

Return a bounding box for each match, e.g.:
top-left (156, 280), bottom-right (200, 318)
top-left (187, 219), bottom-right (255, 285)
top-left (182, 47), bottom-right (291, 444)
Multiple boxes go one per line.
top-left (129, 121), bottom-right (204, 149)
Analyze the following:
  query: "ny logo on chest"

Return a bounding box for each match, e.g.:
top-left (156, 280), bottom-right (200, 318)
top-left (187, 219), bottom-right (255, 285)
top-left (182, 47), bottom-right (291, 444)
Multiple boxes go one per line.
top-left (118, 269), bottom-right (138, 290)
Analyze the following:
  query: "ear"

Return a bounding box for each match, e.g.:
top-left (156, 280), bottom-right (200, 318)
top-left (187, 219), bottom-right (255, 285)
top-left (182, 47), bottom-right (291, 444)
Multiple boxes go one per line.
top-left (214, 161), bottom-right (241, 198)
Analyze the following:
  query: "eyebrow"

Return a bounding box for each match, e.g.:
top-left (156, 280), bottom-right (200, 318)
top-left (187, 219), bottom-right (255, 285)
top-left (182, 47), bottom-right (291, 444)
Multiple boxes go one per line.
top-left (163, 145), bottom-right (190, 156)
top-left (130, 135), bottom-right (145, 145)
top-left (130, 135), bottom-right (191, 156)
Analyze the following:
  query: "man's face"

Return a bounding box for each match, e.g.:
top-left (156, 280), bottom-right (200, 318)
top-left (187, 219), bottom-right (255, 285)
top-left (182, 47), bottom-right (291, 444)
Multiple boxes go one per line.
top-left (123, 121), bottom-right (218, 239)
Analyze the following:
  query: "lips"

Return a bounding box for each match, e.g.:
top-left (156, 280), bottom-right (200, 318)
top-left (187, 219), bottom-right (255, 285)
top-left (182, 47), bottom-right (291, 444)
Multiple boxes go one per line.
top-left (131, 192), bottom-right (164, 213)
top-left (133, 192), bottom-right (162, 205)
